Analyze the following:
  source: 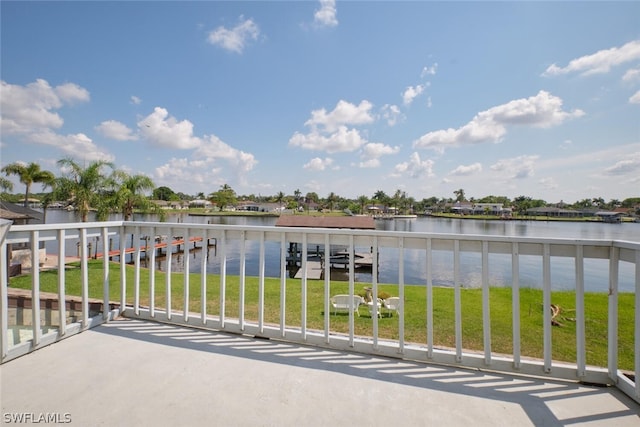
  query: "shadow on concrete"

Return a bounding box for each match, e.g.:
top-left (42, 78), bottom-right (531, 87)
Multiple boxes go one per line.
top-left (93, 318), bottom-right (639, 426)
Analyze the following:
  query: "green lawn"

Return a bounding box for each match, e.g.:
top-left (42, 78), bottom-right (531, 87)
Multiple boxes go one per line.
top-left (9, 260), bottom-right (635, 371)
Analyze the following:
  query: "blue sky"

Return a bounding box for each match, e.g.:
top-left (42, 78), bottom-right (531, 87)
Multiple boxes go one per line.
top-left (1, 1), bottom-right (639, 203)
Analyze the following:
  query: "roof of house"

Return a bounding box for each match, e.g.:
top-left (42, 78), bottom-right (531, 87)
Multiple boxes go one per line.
top-left (0, 201), bottom-right (43, 223)
top-left (275, 215), bottom-right (376, 230)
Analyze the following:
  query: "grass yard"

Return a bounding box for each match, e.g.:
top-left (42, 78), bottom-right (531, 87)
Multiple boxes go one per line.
top-left (8, 260), bottom-right (635, 371)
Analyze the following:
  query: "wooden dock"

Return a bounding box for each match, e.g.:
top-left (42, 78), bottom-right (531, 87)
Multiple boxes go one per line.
top-left (294, 261), bottom-right (323, 280)
top-left (95, 236), bottom-right (211, 260)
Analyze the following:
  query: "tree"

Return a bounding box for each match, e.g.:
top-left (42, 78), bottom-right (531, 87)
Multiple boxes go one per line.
top-left (114, 171), bottom-right (155, 220)
top-left (209, 184), bottom-right (236, 211)
top-left (0, 177), bottom-right (13, 192)
top-left (55, 158), bottom-right (116, 222)
top-left (305, 192), bottom-right (319, 204)
top-left (325, 192), bottom-right (338, 212)
top-left (276, 191), bottom-right (285, 212)
top-left (152, 186), bottom-right (177, 201)
top-left (453, 188), bottom-right (466, 202)
top-left (372, 190), bottom-right (389, 211)
top-left (357, 195), bottom-right (369, 214)
top-left (2, 162), bottom-right (55, 207)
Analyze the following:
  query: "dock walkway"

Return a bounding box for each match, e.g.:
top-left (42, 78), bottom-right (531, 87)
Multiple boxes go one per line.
top-left (294, 260), bottom-right (323, 279)
top-left (94, 236), bottom-right (208, 260)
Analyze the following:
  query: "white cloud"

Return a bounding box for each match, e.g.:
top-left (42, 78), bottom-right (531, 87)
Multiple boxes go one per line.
top-left (54, 82), bottom-right (90, 104)
top-left (358, 159), bottom-right (380, 168)
top-left (138, 107), bottom-right (201, 149)
top-left (130, 95), bottom-right (142, 105)
top-left (490, 155), bottom-right (539, 179)
top-left (449, 162), bottom-right (482, 176)
top-left (361, 142), bottom-right (400, 160)
top-left (380, 104), bottom-right (402, 126)
top-left (289, 126), bottom-right (368, 153)
top-left (402, 84), bottom-right (425, 106)
top-left (314, 0), bottom-right (338, 27)
top-left (0, 79), bottom-right (90, 134)
top-left (603, 152), bottom-right (640, 176)
top-left (421, 63), bottom-right (438, 77)
top-left (358, 142), bottom-right (399, 168)
top-left (629, 90), bottom-right (640, 104)
top-left (195, 134), bottom-right (258, 176)
top-left (392, 152), bottom-right (434, 179)
top-left (543, 39), bottom-right (640, 77)
top-left (304, 100), bottom-right (374, 133)
top-left (290, 100), bottom-right (375, 154)
top-left (303, 157), bottom-right (334, 171)
top-left (138, 107), bottom-right (257, 186)
top-left (29, 130), bottom-right (113, 162)
top-left (413, 91), bottom-right (584, 152)
top-left (207, 16), bottom-right (260, 54)
top-left (95, 120), bottom-right (138, 141)
top-left (622, 68), bottom-right (640, 82)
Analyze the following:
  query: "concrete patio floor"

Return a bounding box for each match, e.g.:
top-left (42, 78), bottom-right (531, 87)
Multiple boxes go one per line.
top-left (2, 318), bottom-right (639, 426)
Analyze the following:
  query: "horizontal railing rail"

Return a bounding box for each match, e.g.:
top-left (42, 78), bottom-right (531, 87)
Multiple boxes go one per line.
top-left (1, 220), bottom-right (638, 403)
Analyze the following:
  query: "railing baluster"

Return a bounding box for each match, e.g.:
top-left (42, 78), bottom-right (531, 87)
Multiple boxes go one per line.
top-left (608, 246), bottom-right (619, 381)
top-left (371, 236), bottom-right (378, 350)
top-left (165, 227), bottom-right (173, 320)
top-left (183, 227), bottom-right (190, 322)
top-left (398, 237), bottom-right (405, 354)
top-left (575, 245), bottom-right (586, 378)
top-left (133, 226), bottom-right (141, 316)
top-left (201, 229), bottom-right (208, 325)
top-left (543, 243), bottom-right (552, 373)
top-left (512, 242), bottom-right (521, 370)
top-left (80, 228), bottom-right (89, 329)
top-left (148, 227), bottom-right (156, 318)
top-left (482, 241), bottom-right (491, 365)
top-left (454, 240), bottom-right (462, 362)
top-left (301, 233), bottom-right (308, 340)
top-left (372, 236), bottom-right (379, 346)
top-left (258, 231), bottom-right (265, 333)
top-left (31, 230), bottom-right (41, 345)
top-left (102, 227), bottom-right (110, 320)
top-left (348, 234), bottom-right (355, 346)
top-left (279, 232), bottom-right (286, 337)
top-left (0, 241), bottom-right (8, 359)
top-left (219, 230), bottom-right (227, 328)
top-left (57, 229), bottom-right (66, 336)
top-left (119, 227), bottom-right (126, 315)
top-left (323, 233), bottom-right (330, 344)
top-left (426, 238), bottom-right (433, 359)
top-left (239, 230), bottom-right (246, 331)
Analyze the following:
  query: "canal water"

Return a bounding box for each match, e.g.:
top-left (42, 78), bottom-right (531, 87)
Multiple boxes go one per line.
top-left (41, 210), bottom-right (640, 292)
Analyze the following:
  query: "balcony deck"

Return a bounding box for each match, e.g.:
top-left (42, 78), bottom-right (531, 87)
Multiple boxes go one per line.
top-left (2, 318), bottom-right (638, 426)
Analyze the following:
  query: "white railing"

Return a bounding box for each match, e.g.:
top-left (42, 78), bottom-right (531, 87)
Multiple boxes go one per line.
top-left (1, 220), bottom-right (639, 403)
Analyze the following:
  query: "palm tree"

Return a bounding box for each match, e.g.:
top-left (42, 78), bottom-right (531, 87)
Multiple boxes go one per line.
top-left (1, 162), bottom-right (55, 207)
top-left (0, 177), bottom-right (13, 192)
top-left (276, 191), bottom-right (285, 212)
top-left (114, 171), bottom-right (155, 220)
top-left (357, 195), bottom-right (369, 214)
top-left (372, 190), bottom-right (389, 212)
top-left (454, 188), bottom-right (466, 203)
top-left (55, 158), bottom-right (115, 222)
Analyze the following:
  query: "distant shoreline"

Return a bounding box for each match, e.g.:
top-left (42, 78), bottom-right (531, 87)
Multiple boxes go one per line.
top-left (184, 210), bottom-right (639, 223)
